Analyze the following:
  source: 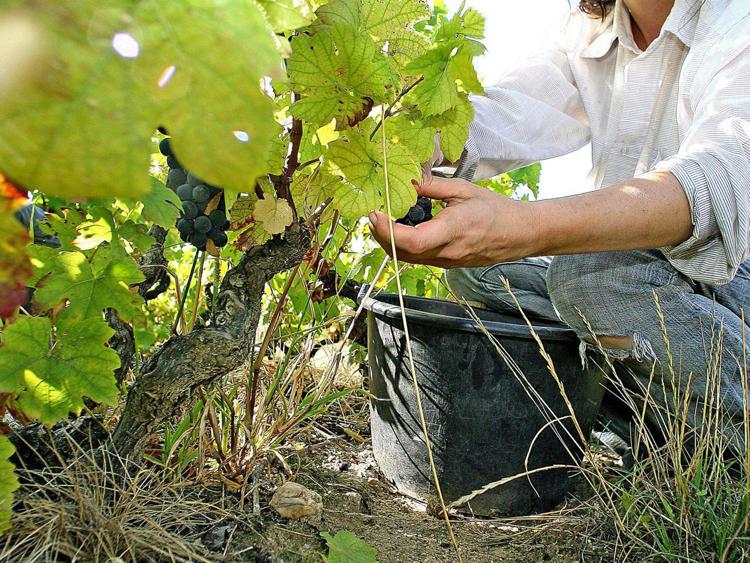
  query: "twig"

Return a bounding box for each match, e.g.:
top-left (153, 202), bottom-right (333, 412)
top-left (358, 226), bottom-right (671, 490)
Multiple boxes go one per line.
top-left (188, 252), bottom-right (207, 332)
top-left (370, 76), bottom-right (424, 141)
top-left (171, 250), bottom-right (201, 335)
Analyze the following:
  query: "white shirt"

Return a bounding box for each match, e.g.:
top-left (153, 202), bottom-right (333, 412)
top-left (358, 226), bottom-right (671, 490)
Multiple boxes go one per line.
top-left (457, 0), bottom-right (750, 285)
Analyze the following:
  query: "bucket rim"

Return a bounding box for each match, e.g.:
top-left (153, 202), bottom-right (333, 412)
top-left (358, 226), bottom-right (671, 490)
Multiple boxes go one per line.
top-left (360, 293), bottom-right (579, 342)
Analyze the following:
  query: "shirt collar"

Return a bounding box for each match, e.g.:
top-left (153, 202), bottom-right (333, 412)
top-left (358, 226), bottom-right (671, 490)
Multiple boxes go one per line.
top-left (579, 0), bottom-right (701, 59)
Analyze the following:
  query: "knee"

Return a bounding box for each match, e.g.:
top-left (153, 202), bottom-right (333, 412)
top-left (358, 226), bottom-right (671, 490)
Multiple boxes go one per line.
top-left (547, 254), bottom-right (611, 332)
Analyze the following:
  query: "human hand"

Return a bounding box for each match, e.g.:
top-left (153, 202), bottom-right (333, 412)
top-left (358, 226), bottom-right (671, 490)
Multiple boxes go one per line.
top-left (368, 176), bottom-right (540, 268)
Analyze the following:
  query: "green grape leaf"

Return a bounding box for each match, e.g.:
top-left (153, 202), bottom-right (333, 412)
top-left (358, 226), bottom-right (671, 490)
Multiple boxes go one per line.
top-left (0, 313), bottom-right (120, 425)
top-left (316, 0), bottom-right (430, 63)
top-left (292, 169), bottom-right (338, 216)
top-left (390, 114), bottom-right (438, 163)
top-left (288, 24), bottom-right (394, 127)
top-left (254, 196), bottom-right (294, 235)
top-left (0, 2), bottom-right (156, 200)
top-left (0, 0), bottom-right (282, 200)
top-left (257, 0), bottom-right (314, 31)
top-left (140, 178), bottom-right (182, 226)
top-left (0, 435), bottom-right (18, 534)
top-left (326, 130), bottom-right (419, 220)
top-left (405, 42), bottom-right (483, 116)
top-left (137, 0), bottom-right (282, 193)
top-left (435, 8), bottom-right (485, 42)
top-left (321, 530), bottom-right (379, 563)
top-left (509, 163), bottom-right (542, 198)
top-left (118, 221), bottom-right (156, 254)
top-left (33, 244), bottom-right (145, 324)
top-left (431, 95), bottom-right (474, 162)
top-left (299, 121), bottom-right (339, 164)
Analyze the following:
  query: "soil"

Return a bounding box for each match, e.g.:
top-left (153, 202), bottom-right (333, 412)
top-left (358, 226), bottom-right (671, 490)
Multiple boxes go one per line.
top-left (208, 437), bottom-right (611, 563)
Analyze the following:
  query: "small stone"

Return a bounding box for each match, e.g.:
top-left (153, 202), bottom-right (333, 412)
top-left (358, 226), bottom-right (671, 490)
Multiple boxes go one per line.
top-left (269, 482), bottom-right (323, 520)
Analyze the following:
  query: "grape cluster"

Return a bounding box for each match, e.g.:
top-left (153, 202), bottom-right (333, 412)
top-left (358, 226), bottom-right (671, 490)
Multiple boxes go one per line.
top-left (159, 138), bottom-right (230, 251)
top-left (396, 196), bottom-right (433, 227)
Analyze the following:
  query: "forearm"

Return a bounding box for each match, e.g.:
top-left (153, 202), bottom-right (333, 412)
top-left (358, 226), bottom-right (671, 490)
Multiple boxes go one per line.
top-left (530, 171), bottom-right (693, 257)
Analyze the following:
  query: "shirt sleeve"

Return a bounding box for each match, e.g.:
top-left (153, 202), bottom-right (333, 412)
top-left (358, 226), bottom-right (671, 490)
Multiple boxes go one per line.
top-left (655, 46), bottom-right (750, 285)
top-left (456, 35), bottom-right (591, 181)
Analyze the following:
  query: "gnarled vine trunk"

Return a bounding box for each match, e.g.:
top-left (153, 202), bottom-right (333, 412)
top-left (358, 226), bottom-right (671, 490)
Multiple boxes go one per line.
top-left (111, 223), bottom-right (311, 459)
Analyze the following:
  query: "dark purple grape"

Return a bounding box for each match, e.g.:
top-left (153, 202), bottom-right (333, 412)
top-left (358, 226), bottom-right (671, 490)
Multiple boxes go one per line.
top-left (397, 196), bottom-right (433, 227)
top-left (213, 231), bottom-right (228, 248)
top-left (193, 185), bottom-right (211, 203)
top-left (167, 168), bottom-right (187, 189)
top-left (194, 215), bottom-right (212, 234)
top-left (177, 184), bottom-right (194, 201)
top-left (187, 173), bottom-right (202, 187)
top-left (167, 155), bottom-right (180, 169)
top-left (208, 209), bottom-right (227, 227)
top-left (407, 205), bottom-right (426, 224)
top-left (159, 138), bottom-right (172, 157)
top-left (189, 232), bottom-right (208, 249)
top-left (176, 218), bottom-right (194, 236)
top-left (182, 201), bottom-right (199, 220)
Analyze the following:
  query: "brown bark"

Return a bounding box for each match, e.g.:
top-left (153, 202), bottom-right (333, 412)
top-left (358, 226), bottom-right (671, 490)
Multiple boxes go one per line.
top-left (110, 224), bottom-right (311, 459)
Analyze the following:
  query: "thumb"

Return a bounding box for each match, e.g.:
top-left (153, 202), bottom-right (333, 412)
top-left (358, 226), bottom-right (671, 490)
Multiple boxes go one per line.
top-left (417, 176), bottom-right (472, 202)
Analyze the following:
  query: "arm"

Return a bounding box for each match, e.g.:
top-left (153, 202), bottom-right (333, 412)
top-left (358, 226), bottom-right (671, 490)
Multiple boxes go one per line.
top-left (371, 43), bottom-right (750, 279)
top-left (652, 44), bottom-right (750, 284)
top-left (368, 171), bottom-right (691, 269)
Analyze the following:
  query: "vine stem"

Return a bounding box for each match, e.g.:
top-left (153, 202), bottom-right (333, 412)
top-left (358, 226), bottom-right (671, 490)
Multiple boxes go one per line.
top-left (379, 113), bottom-right (463, 561)
top-left (369, 76), bottom-right (424, 141)
top-left (188, 251), bottom-right (207, 332)
top-left (171, 249), bottom-right (201, 335)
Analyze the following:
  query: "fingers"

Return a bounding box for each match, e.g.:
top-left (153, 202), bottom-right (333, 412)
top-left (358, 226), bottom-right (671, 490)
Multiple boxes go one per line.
top-left (416, 175), bottom-right (473, 202)
top-left (368, 210), bottom-right (453, 263)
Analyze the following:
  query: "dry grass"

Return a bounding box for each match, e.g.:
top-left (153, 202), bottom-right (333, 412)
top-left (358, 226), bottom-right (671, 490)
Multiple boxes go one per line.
top-left (1, 445), bottom-right (229, 563)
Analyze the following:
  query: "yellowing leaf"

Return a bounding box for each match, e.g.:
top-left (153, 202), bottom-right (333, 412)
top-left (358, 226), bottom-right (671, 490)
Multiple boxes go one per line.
top-left (0, 435), bottom-right (19, 534)
top-left (0, 0), bottom-right (282, 199)
top-left (0, 312), bottom-right (120, 425)
top-left (0, 205), bottom-right (32, 319)
top-left (431, 94), bottom-right (474, 162)
top-left (254, 197), bottom-right (294, 235)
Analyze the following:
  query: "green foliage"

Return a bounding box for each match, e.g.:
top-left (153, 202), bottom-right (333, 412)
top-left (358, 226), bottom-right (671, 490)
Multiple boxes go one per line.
top-left (141, 178), bottom-right (183, 226)
top-left (288, 24), bottom-right (394, 127)
top-left (0, 0), bottom-right (489, 536)
top-left (0, 0), bottom-right (282, 200)
top-left (316, 0), bottom-right (430, 63)
top-left (321, 530), bottom-right (379, 563)
top-left (0, 312), bottom-right (120, 424)
top-left (476, 163), bottom-right (542, 199)
top-left (32, 244), bottom-right (146, 325)
top-left (257, 0), bottom-right (315, 31)
top-left (0, 436), bottom-right (19, 534)
top-left (327, 129), bottom-right (420, 220)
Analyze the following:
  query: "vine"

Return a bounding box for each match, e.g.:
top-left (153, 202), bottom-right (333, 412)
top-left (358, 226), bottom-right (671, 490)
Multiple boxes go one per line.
top-left (0, 0), bottom-right (510, 533)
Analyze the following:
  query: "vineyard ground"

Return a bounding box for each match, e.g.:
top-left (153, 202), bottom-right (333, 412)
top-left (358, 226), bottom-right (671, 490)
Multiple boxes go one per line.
top-left (240, 437), bottom-right (601, 562)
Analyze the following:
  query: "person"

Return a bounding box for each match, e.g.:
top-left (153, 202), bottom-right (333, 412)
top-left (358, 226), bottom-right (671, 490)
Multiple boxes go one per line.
top-left (368, 0), bottom-right (750, 448)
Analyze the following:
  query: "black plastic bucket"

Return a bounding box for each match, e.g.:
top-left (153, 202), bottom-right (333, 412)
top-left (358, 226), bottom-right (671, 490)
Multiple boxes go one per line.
top-left (362, 293), bottom-right (604, 516)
